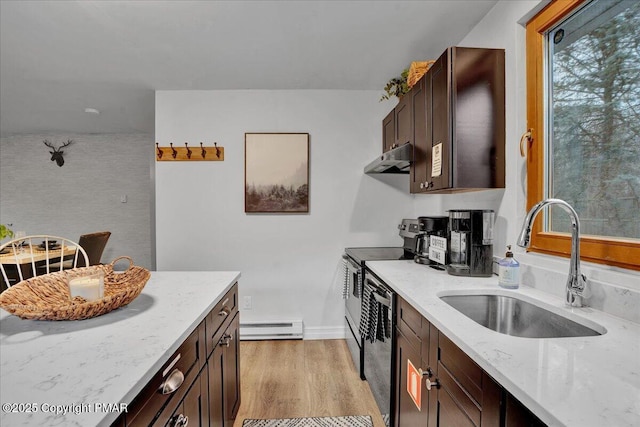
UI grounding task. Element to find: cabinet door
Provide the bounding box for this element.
[208,344,224,427]
[395,329,428,427]
[395,94,412,148]
[505,394,546,427]
[383,110,396,153]
[208,312,240,427]
[410,74,430,193]
[451,47,505,189]
[223,313,241,425]
[435,333,501,427]
[165,373,208,427]
[429,49,452,191]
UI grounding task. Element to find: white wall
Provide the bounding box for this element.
[155,90,414,338]
[0,133,154,269]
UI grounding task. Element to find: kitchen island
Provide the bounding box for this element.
[0,271,240,427]
[368,260,640,427]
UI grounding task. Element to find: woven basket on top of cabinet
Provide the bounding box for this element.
[0,256,150,321]
[407,60,436,88]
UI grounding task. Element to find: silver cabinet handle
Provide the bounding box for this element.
[171,414,189,427]
[220,334,233,347]
[218,306,230,317]
[418,367,434,378]
[425,377,440,391]
[159,369,185,395]
[219,333,232,347]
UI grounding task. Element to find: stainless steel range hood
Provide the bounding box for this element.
[363,142,412,174]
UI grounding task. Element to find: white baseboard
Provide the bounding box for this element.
[303,325,347,340]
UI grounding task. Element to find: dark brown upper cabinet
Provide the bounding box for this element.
[413,46,505,193]
[382,109,396,153]
[395,93,412,149]
[382,93,412,153]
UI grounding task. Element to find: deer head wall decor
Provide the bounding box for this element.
[43,139,73,167]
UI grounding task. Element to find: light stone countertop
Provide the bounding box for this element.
[366,260,640,427]
[0,271,241,427]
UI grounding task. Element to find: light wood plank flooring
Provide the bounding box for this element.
[233,339,386,427]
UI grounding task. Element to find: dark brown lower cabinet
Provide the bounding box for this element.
[436,334,501,427]
[164,372,209,427]
[505,393,547,427]
[120,283,240,427]
[395,296,544,427]
[223,313,241,425]
[209,312,241,427]
[208,338,224,427]
[395,329,428,426]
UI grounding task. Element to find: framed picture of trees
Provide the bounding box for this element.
[244,133,309,213]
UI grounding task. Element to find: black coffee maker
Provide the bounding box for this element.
[447,210,494,277]
[415,216,449,269]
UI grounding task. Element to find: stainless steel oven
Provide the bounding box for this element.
[343,219,418,427]
[362,268,396,427]
[344,253,365,380]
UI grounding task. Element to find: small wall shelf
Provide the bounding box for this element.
[156,142,224,161]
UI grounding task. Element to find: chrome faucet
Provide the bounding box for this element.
[517,198,587,307]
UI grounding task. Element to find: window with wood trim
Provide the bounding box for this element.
[525,0,640,271]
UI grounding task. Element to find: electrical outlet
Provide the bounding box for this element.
[243,296,252,310]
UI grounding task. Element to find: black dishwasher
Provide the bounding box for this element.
[362,268,396,427]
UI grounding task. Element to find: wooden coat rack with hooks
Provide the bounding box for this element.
[155,142,224,161]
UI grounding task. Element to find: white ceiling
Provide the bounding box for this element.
[0,0,497,135]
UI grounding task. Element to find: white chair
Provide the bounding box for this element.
[0,235,89,289]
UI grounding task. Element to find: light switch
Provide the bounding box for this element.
[121,195,127,203]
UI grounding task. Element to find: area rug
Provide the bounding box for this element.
[242,415,373,427]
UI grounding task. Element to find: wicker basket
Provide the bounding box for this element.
[407,60,436,89]
[0,256,150,321]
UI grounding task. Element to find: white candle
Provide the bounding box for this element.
[69,274,104,301]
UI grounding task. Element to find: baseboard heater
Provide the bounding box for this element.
[240,320,304,340]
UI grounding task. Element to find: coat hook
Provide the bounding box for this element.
[215,142,221,159]
[185,142,192,159]
[200,142,207,159]
[156,143,164,159]
[170,143,177,159]
[520,129,533,158]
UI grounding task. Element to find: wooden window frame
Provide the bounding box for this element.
[525,0,640,271]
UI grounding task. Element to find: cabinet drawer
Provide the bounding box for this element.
[439,333,482,403]
[206,283,238,356]
[420,317,431,360]
[437,332,502,427]
[438,362,481,426]
[151,368,208,427]
[438,377,476,427]
[397,296,422,338]
[127,322,204,427]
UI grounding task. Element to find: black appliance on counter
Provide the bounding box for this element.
[415,216,449,268]
[447,209,495,277]
[343,218,418,427]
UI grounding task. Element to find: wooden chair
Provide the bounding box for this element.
[0,235,89,290]
[76,231,111,267]
[43,231,111,271]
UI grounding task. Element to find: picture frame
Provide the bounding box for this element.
[244,133,310,213]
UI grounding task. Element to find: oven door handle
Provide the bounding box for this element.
[372,291,391,307]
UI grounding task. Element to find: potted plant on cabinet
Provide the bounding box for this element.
[380,68,410,101]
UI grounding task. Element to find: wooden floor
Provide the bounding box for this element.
[233,339,386,427]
